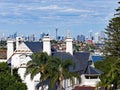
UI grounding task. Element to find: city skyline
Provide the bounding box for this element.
[0,0,119,37]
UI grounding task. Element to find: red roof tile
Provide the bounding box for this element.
[73,86,95,90]
[0,50,7,59]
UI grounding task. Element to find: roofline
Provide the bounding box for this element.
[7,49,33,61]
[84,74,101,76]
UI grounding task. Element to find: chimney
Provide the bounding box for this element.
[16,36,24,50]
[7,39,14,60]
[43,35,51,55]
[65,36,73,55]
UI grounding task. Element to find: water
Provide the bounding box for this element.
[92,56,104,62]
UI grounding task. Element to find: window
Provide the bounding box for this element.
[85,75,98,79]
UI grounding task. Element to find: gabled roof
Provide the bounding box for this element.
[53,52,91,74]
[73,52,89,73]
[24,42,56,53]
[24,42,43,53]
[84,65,103,75]
[18,41,102,75]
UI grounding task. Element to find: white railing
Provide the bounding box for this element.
[81,78,100,86]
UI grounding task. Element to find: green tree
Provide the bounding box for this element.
[106,58,120,89]
[104,1,120,58]
[25,52,80,90]
[25,52,49,90]
[47,57,80,90]
[96,58,120,89]
[0,62,27,90]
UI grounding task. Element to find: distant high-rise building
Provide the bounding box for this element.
[77,34,85,43]
[100,31,105,44]
[94,33,100,43]
[56,28,58,40]
[27,34,36,41]
[88,30,93,40]
[80,34,85,43]
[61,36,64,41]
[13,32,17,39]
[77,35,80,42]
[1,33,6,41]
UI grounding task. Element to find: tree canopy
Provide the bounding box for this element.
[95,1,120,89]
[0,62,27,90]
[104,1,120,58]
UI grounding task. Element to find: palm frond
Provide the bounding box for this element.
[31,66,40,80]
[63,59,76,69]
[24,61,38,77]
[40,73,50,82]
[49,72,59,90]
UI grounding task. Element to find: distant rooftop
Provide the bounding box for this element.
[0,50,7,59]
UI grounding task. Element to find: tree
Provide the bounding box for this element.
[104,2,120,88]
[47,57,80,90]
[25,52,49,90]
[95,2,120,89]
[104,1,120,58]
[25,52,80,90]
[106,58,120,89]
[0,62,27,90]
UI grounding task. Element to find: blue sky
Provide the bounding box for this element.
[0,0,119,38]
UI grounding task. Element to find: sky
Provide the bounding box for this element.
[0,0,119,39]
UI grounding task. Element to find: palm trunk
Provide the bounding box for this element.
[60,80,63,90]
[41,80,44,90]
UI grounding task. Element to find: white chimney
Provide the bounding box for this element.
[7,39,14,60]
[16,36,24,50]
[65,36,73,55]
[43,35,51,55]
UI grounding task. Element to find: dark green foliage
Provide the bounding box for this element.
[95,58,120,88]
[25,52,50,90]
[104,2,120,58]
[0,62,27,90]
[47,57,80,90]
[0,40,7,49]
[95,56,117,74]
[95,2,120,89]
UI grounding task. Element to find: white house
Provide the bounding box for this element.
[7,35,102,90]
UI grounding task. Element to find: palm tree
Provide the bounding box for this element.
[47,57,80,90]
[25,52,49,90]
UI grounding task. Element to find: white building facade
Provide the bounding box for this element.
[7,35,102,90]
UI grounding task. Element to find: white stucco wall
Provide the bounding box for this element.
[66,38,73,55]
[43,36,51,55]
[62,77,80,90]
[17,42,31,51]
[11,54,21,68]
[18,61,41,90]
[7,39,14,60]
[81,74,101,87]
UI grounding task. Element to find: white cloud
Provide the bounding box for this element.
[26,5,60,11]
[61,8,91,13]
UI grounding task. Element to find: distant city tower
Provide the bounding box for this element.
[56,28,58,40]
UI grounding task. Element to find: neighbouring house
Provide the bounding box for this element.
[0,50,7,62]
[7,35,102,90]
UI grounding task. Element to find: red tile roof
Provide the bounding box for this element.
[0,50,7,59]
[73,86,95,90]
